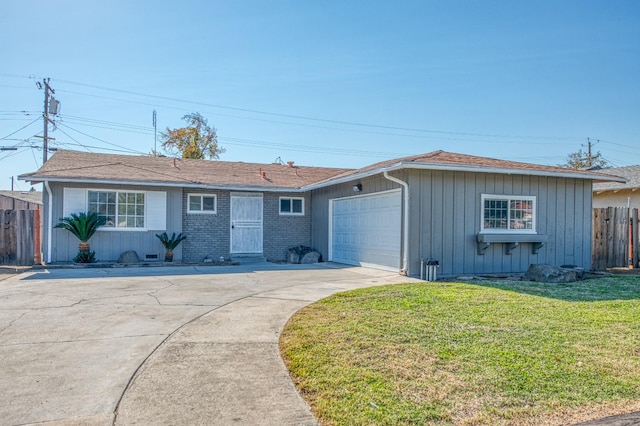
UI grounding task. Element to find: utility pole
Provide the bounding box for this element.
[583,138,600,168]
[153,110,157,155]
[36,78,59,164]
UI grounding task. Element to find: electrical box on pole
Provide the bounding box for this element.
[36,78,59,164]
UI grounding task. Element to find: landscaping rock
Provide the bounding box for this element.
[118,250,140,264]
[560,265,586,279]
[524,264,578,283]
[287,245,313,264]
[301,251,321,264]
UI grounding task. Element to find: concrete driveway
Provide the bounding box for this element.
[0,263,417,425]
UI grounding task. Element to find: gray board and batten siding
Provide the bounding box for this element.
[311,169,593,278]
[46,182,182,263]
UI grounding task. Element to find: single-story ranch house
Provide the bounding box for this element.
[20,149,624,277]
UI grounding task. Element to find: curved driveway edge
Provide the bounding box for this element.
[114,266,419,425]
[0,263,417,425]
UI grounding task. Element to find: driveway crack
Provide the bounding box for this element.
[0,312,27,336]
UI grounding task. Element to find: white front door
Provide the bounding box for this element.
[230,193,263,254]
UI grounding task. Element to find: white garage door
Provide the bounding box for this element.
[330,189,402,271]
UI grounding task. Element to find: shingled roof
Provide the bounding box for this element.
[307,150,626,188]
[19,150,352,191]
[593,165,640,192]
[19,149,625,191]
[0,190,43,205]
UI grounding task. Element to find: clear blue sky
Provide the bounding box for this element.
[1,1,639,190]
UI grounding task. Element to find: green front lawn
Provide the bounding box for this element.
[280,276,640,425]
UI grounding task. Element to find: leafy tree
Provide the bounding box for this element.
[160,112,224,160]
[560,148,609,169]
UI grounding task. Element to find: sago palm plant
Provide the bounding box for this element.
[55,212,106,254]
[155,232,186,262]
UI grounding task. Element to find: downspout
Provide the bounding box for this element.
[44,180,53,264]
[383,170,409,275]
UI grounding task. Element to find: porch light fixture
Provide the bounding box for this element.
[353,183,362,192]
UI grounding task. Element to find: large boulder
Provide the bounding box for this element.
[118,250,140,264]
[524,264,578,283]
[301,251,321,264]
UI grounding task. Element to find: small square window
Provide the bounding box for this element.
[188,194,217,214]
[279,197,304,215]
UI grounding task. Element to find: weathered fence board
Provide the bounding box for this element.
[592,207,639,270]
[633,208,639,269]
[0,210,36,266]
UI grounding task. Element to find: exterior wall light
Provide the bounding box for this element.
[353,183,362,192]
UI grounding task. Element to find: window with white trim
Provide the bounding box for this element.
[279,197,304,215]
[88,190,145,228]
[188,194,217,214]
[481,195,535,233]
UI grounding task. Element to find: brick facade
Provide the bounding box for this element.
[263,192,311,261]
[182,190,230,262]
[181,189,312,262]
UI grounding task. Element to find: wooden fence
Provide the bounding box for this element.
[592,207,639,270]
[0,209,41,266]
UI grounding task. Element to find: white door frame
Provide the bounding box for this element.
[230,192,263,254]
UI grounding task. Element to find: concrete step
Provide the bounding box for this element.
[231,255,267,264]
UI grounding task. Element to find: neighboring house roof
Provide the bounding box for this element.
[18,150,353,191]
[306,150,626,189]
[593,165,640,193]
[0,190,43,205]
[19,149,625,192]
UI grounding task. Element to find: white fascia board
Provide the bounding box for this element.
[593,184,638,192]
[399,163,627,182]
[22,177,306,193]
[302,165,401,191]
[302,162,626,191]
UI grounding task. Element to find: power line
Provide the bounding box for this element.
[219,136,410,158]
[54,127,94,153]
[55,88,502,144]
[59,114,153,131]
[56,123,146,155]
[598,139,640,152]
[51,77,581,141]
[0,117,41,140]
[3,73,636,150]
[5,74,637,166]
[58,118,154,136]
[48,140,145,154]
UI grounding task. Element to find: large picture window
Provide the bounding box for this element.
[88,190,145,228]
[481,194,535,233]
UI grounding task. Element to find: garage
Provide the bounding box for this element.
[330,189,402,271]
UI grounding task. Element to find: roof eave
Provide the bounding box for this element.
[302,161,626,190]
[18,176,306,193]
[594,185,640,194]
